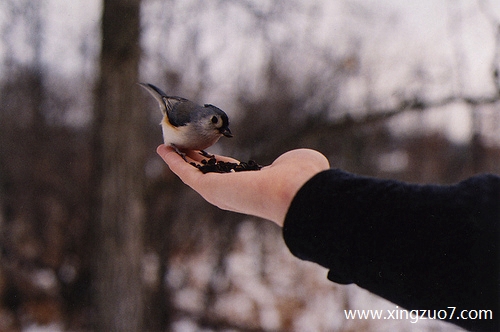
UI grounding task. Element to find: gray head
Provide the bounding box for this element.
[196,104,232,138]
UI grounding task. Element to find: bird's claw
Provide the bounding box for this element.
[199,150,214,159]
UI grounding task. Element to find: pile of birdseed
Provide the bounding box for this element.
[191,156,262,174]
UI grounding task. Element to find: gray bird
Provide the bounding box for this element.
[139,83,232,160]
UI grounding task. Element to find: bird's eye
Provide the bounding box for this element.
[211,116,219,124]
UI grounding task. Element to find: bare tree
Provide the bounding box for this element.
[91,0,145,331]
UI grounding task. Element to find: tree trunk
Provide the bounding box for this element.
[92,0,144,331]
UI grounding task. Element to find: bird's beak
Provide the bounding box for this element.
[220,127,233,138]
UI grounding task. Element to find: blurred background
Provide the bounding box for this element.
[0,0,499,331]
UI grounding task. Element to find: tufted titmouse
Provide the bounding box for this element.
[139,83,232,161]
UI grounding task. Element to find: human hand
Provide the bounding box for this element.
[156,145,330,227]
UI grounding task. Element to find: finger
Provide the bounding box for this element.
[156,145,202,184]
[271,149,330,170]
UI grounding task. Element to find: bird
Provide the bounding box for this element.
[139,83,232,161]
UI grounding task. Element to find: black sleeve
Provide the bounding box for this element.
[283,169,500,331]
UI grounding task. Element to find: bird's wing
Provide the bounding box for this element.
[166,100,196,127]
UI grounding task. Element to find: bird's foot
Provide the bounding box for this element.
[171,144,189,163]
[199,150,214,159]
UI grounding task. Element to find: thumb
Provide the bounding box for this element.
[156,145,201,183]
